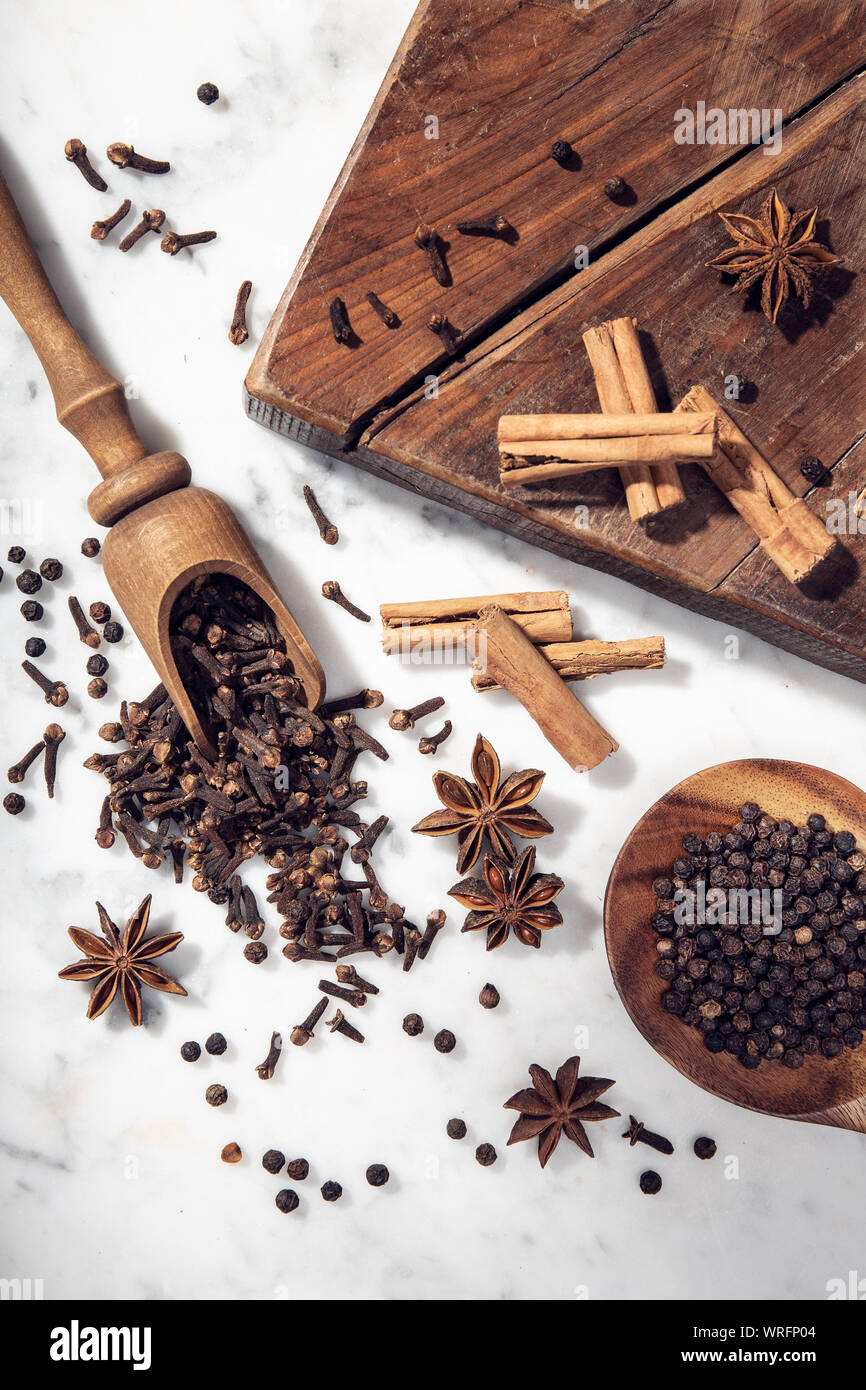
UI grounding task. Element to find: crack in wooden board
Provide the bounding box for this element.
[246,0,866,437]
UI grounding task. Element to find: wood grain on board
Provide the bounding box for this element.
[245,0,866,680]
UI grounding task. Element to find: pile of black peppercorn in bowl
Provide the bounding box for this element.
[650,803,866,1070]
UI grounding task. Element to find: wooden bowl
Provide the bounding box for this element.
[604,759,866,1132]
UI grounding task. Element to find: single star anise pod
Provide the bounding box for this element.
[706,187,839,324]
[412,732,552,873]
[448,844,563,950]
[58,895,186,1026]
[504,1057,619,1166]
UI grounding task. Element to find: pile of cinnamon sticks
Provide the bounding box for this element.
[498,315,836,586]
[380,591,665,772]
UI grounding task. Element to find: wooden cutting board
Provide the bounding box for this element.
[245,0,866,681]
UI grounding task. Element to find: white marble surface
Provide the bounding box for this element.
[0,0,864,1303]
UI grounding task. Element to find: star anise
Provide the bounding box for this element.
[58,895,186,1026]
[706,187,839,324]
[412,732,552,873]
[448,844,563,950]
[504,1057,619,1166]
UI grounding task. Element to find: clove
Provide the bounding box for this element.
[68,595,100,648]
[43,723,65,799]
[241,883,264,940]
[326,1009,365,1044]
[402,925,422,972]
[318,979,367,1008]
[161,229,217,256]
[21,660,68,707]
[389,696,444,731]
[7,740,45,784]
[228,279,252,345]
[365,290,399,328]
[418,908,446,960]
[350,813,389,864]
[329,296,353,345]
[321,580,370,623]
[361,860,387,910]
[290,996,328,1047]
[427,311,459,354]
[107,142,170,174]
[95,794,115,849]
[255,1031,283,1080]
[419,720,452,755]
[321,689,383,716]
[65,138,107,191]
[414,223,449,286]
[119,209,165,252]
[91,198,132,241]
[303,485,339,545]
[455,214,512,237]
[335,964,379,995]
[622,1115,674,1156]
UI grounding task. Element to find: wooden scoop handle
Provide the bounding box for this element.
[0,170,190,525]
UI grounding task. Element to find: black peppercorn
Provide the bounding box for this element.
[86,653,109,677]
[81,537,100,558]
[205,1084,228,1106]
[475,1143,497,1166]
[3,793,25,815]
[275,1189,299,1213]
[25,637,46,658]
[434,1028,456,1053]
[197,81,220,105]
[321,1180,342,1202]
[16,569,42,594]
[402,1013,424,1036]
[446,1118,467,1139]
[20,601,43,621]
[262,1149,285,1174]
[694,1136,717,1159]
[205,1032,227,1055]
[639,1170,662,1194]
[89,601,111,624]
[243,941,267,963]
[551,139,573,164]
[39,558,63,581]
[180,1041,201,1062]
[366,1163,389,1187]
[7,545,25,563]
[287,1158,309,1181]
[604,174,627,199]
[102,621,124,643]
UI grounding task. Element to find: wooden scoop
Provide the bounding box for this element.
[0,171,324,757]
[604,759,866,1134]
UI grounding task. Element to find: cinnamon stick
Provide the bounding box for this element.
[474,605,618,771]
[471,635,666,690]
[609,317,687,510]
[677,386,836,585]
[381,590,572,655]
[498,412,716,444]
[583,321,660,522]
[498,431,714,488]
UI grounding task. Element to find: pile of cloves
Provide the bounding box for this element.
[85,573,447,972]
